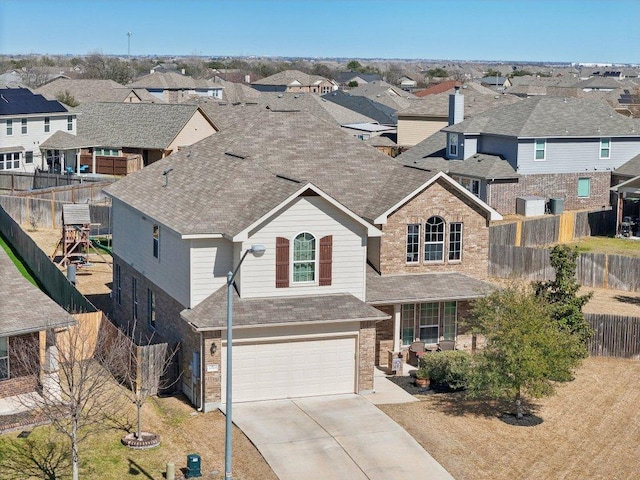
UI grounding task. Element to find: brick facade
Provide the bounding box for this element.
[374,306,395,366]
[379,178,490,279]
[358,321,376,393]
[488,172,612,215]
[0,333,40,399]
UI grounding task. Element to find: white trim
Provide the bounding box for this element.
[233,182,382,241]
[599,137,611,159]
[374,171,502,224]
[534,138,546,161]
[181,233,224,239]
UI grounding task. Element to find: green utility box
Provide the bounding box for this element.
[185,453,202,478]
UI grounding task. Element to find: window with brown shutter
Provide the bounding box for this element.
[319,235,333,286]
[275,237,290,288]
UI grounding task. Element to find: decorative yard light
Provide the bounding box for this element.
[225,244,266,479]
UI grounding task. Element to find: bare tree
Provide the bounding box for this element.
[13,315,130,480]
[118,324,179,443]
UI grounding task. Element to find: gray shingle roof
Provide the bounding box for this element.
[346,81,416,110]
[181,288,389,330]
[129,71,222,90]
[321,90,397,125]
[444,96,640,138]
[614,153,640,177]
[398,90,520,118]
[35,78,162,104]
[104,110,439,236]
[251,70,329,87]
[0,248,76,336]
[366,267,495,304]
[75,102,212,149]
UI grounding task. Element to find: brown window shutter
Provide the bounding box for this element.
[275,237,290,288]
[319,235,333,286]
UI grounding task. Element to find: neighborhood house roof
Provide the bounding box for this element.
[36,78,161,104]
[104,109,446,236]
[400,151,519,181]
[129,71,223,90]
[0,87,68,116]
[321,90,397,125]
[614,153,640,177]
[251,70,330,87]
[182,289,389,331]
[40,130,95,150]
[444,96,640,138]
[0,248,76,336]
[75,102,215,150]
[398,90,520,118]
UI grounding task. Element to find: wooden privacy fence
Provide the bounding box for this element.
[489,245,640,293]
[0,195,111,232]
[587,314,640,358]
[490,209,616,247]
[0,205,96,313]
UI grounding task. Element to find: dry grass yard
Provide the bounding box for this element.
[381,357,640,480]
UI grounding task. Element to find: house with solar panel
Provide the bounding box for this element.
[0,87,75,173]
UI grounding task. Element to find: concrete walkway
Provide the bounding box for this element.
[363,367,419,405]
[233,394,454,480]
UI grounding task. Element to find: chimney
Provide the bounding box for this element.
[245,74,251,84]
[150,68,155,74]
[181,68,186,75]
[448,86,464,126]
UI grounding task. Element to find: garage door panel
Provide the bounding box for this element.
[222,336,356,402]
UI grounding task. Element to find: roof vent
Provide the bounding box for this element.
[162,167,174,187]
[404,165,431,173]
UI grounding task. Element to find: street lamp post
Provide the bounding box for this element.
[225,244,266,479]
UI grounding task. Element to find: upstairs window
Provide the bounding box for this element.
[448,223,463,261]
[67,115,73,131]
[147,289,156,329]
[534,139,546,160]
[44,117,50,133]
[6,120,12,136]
[293,232,316,283]
[95,148,119,156]
[424,216,445,262]
[406,224,421,263]
[448,133,458,156]
[599,138,610,159]
[455,176,480,197]
[153,224,160,258]
[21,118,27,134]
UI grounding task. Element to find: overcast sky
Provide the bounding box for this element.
[1,0,639,64]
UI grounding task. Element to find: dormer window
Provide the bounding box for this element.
[448,133,458,156]
[534,139,546,161]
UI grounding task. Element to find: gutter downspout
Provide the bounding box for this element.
[198,330,205,412]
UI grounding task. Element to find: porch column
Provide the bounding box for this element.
[92,150,96,174]
[76,149,80,174]
[393,304,401,352]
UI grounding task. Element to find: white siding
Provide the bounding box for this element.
[112,198,190,306]
[189,238,233,307]
[461,135,478,159]
[240,196,368,300]
[479,135,518,170]
[0,114,75,172]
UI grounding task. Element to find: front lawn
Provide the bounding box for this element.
[380,357,640,480]
[0,393,277,480]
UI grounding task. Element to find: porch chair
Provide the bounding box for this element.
[408,341,426,367]
[437,339,456,351]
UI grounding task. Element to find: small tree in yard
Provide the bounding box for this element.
[534,245,593,349]
[468,284,585,420]
[13,317,130,480]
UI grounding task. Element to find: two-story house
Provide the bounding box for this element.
[251,70,338,94]
[399,90,640,214]
[105,109,500,411]
[0,87,76,173]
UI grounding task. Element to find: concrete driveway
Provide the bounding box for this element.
[232,394,454,480]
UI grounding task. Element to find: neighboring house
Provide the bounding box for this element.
[611,154,640,229]
[480,76,511,90]
[398,75,419,92]
[0,87,76,173]
[215,79,262,104]
[36,78,161,104]
[413,80,462,97]
[399,92,640,214]
[40,102,218,175]
[0,247,75,399]
[321,90,398,126]
[129,71,223,102]
[251,70,338,94]
[104,110,500,411]
[346,81,416,111]
[333,71,382,87]
[397,84,520,146]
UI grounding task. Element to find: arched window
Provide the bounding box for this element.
[424,216,445,262]
[293,232,316,283]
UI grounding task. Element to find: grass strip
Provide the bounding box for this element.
[0,232,41,287]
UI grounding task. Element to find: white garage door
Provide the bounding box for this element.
[222,336,356,402]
